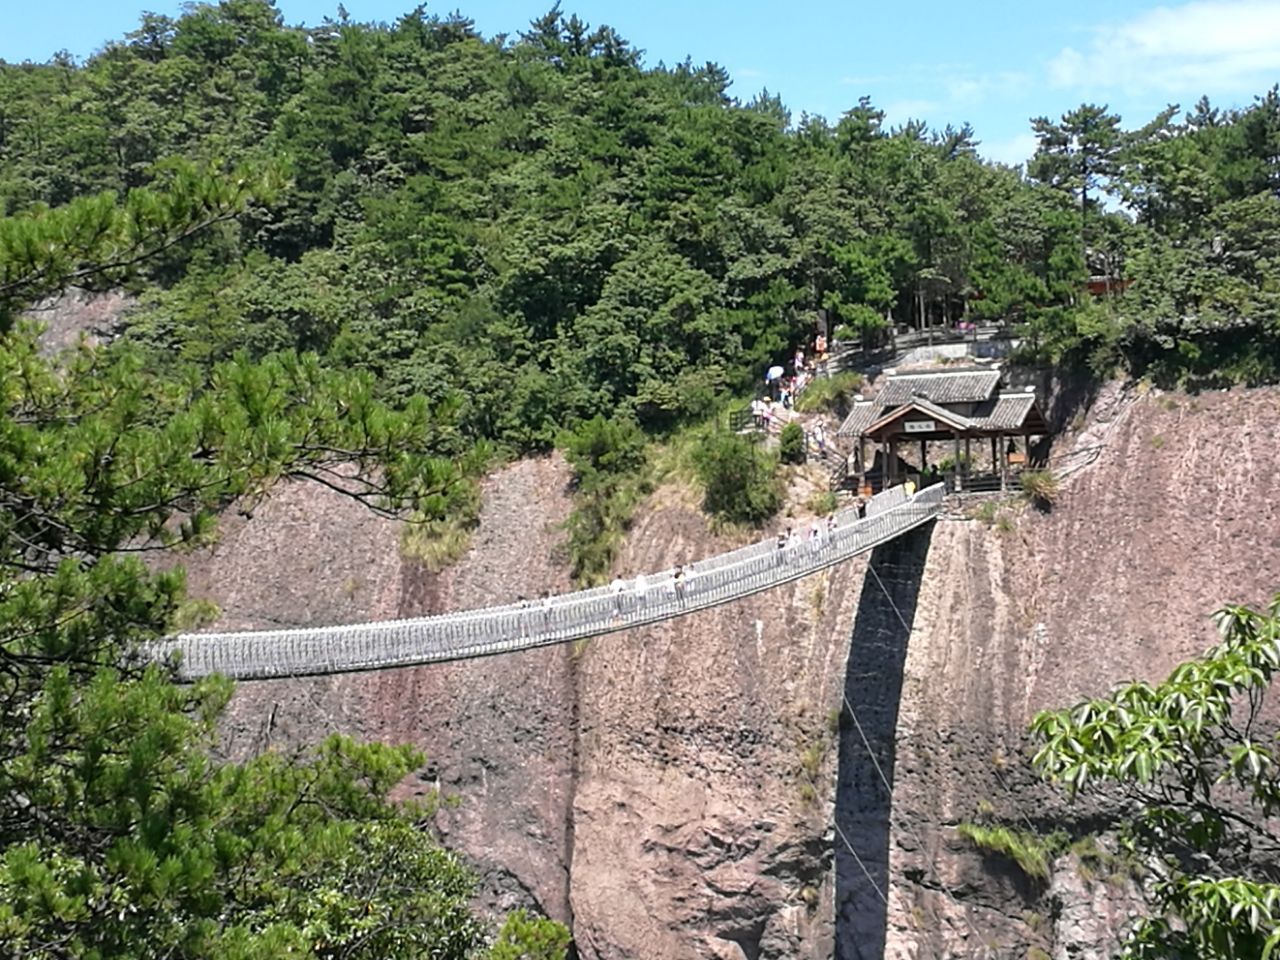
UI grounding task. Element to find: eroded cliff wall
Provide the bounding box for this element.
[182,383,1280,959]
[196,458,872,957]
[877,383,1280,959]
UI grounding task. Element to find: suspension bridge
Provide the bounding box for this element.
[148,482,945,681]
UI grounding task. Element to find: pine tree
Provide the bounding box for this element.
[0,184,562,958]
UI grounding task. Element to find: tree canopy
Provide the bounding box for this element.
[0,172,563,957]
[4,0,1276,434]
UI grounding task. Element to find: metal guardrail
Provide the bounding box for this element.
[824,323,1017,376]
[146,483,945,681]
[728,406,758,433]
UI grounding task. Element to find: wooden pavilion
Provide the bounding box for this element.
[836,367,1048,492]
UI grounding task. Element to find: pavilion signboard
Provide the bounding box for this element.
[904,419,936,433]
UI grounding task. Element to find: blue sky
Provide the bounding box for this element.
[6,0,1280,167]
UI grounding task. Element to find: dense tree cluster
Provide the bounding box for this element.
[5,0,1275,460]
[0,148,559,960]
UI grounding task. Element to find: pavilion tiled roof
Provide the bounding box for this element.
[838,400,879,437]
[876,369,1001,406]
[968,393,1040,432]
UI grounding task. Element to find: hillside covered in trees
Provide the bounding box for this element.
[2,3,1280,956]
[3,0,1278,451]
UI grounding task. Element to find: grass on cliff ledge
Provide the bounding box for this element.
[956,823,1065,883]
[401,515,476,572]
[1019,469,1059,510]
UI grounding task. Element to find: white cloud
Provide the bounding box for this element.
[945,71,1029,104]
[1048,0,1280,94]
[735,67,767,80]
[883,98,941,121]
[979,132,1040,169]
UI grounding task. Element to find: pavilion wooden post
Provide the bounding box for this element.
[953,432,962,492]
[858,436,867,485]
[991,437,998,481]
[964,437,972,481]
[998,432,1008,491]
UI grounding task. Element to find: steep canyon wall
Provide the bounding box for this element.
[184,383,1280,959]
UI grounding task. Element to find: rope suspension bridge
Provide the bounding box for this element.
[148,482,945,681]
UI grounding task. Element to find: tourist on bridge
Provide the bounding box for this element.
[517,595,531,638]
[775,530,788,565]
[673,564,687,603]
[540,590,553,630]
[808,523,822,555]
[826,513,837,542]
[634,572,649,609]
[610,576,627,618]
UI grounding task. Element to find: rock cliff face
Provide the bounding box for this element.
[185,383,1280,959]
[877,382,1280,959]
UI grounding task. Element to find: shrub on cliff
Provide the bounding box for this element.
[1032,595,1280,958]
[795,372,865,415]
[779,422,806,464]
[695,433,781,526]
[956,823,1060,883]
[1019,469,1059,509]
[562,415,650,583]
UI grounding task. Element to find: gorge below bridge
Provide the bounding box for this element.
[155,479,948,960]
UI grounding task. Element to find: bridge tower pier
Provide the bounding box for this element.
[834,520,934,960]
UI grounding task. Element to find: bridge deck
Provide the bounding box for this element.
[148,483,944,681]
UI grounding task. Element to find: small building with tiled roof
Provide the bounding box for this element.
[837,365,1048,492]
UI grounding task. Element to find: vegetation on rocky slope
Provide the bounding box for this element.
[1033,596,1280,958]
[3,1,1280,954]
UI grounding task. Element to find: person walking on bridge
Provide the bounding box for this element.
[610,576,627,619]
[517,595,531,638]
[540,591,553,632]
[673,564,687,604]
[634,572,648,610]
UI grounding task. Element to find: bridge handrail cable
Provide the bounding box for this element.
[147,483,942,680]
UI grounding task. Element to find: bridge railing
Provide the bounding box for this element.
[147,482,944,680]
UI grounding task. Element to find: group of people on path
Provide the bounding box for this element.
[755,332,832,428]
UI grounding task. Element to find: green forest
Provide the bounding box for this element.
[4,0,1280,432]
[2,1,1279,957]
